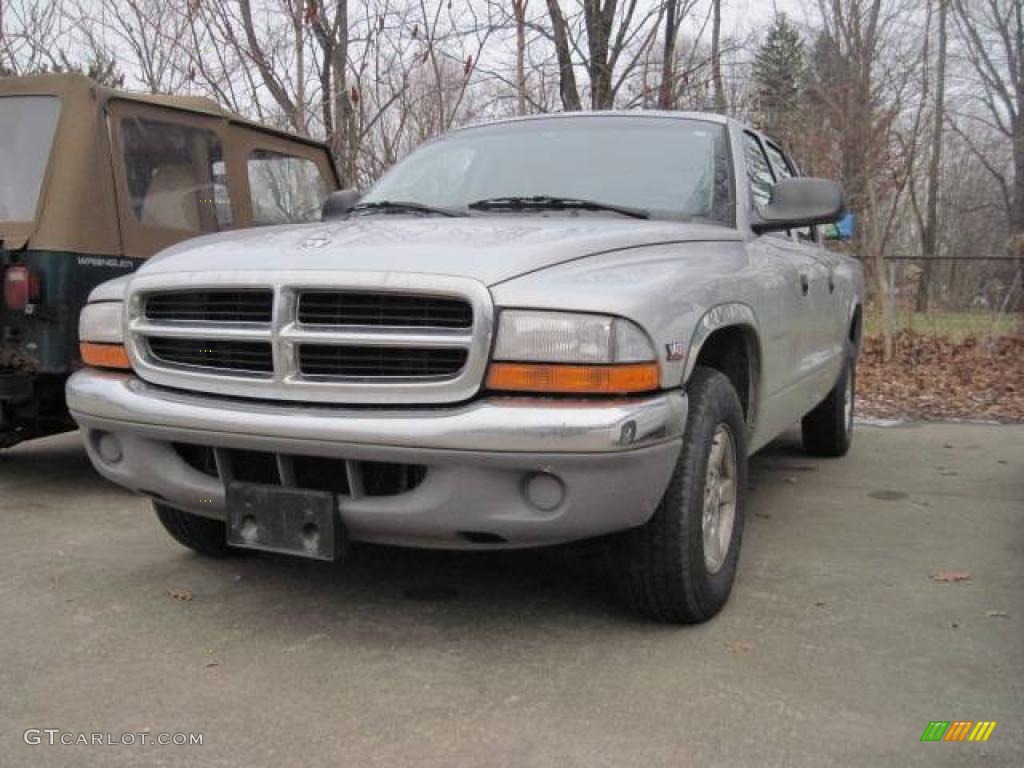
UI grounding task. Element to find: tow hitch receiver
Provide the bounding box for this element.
[226,483,344,561]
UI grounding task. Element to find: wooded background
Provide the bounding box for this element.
[2,0,1022,349]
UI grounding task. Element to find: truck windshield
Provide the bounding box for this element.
[0,96,61,222]
[363,116,734,225]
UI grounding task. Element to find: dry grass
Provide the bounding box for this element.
[864,310,1022,341]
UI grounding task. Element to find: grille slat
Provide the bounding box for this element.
[146,291,273,323]
[171,443,427,497]
[131,278,486,401]
[149,338,274,374]
[299,345,467,378]
[298,291,472,329]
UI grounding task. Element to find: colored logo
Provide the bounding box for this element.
[920,721,997,742]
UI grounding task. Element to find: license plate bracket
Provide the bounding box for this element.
[226,482,342,561]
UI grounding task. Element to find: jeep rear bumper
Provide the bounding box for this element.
[67,370,686,549]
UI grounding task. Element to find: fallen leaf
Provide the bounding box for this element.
[168,588,193,601]
[724,640,752,654]
[857,331,1024,424]
[932,570,971,583]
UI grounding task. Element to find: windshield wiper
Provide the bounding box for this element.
[467,195,650,220]
[350,200,466,217]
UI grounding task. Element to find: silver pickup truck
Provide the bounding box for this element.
[67,112,862,623]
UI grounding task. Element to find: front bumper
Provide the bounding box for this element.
[67,370,686,549]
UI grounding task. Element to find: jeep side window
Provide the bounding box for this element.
[743,132,776,209]
[120,118,231,232]
[764,142,815,242]
[247,150,328,225]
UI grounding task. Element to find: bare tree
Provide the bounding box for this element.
[711,0,725,111]
[952,0,1024,234]
[911,0,947,312]
[0,0,69,75]
[513,0,529,114]
[544,0,581,110]
[542,0,664,110]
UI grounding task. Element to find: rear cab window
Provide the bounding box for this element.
[247,150,328,225]
[0,96,61,223]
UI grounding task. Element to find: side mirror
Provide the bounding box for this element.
[751,178,844,234]
[322,188,360,220]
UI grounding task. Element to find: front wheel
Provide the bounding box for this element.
[614,367,748,624]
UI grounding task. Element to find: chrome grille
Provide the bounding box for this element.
[298,291,472,328]
[145,290,273,323]
[298,345,468,378]
[148,338,274,374]
[126,272,493,405]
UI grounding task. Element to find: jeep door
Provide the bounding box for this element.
[108,100,236,258]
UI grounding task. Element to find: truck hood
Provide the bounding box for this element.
[140,216,742,286]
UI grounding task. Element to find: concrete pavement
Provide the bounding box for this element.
[0,422,1021,767]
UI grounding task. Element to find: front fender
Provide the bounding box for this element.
[489,240,751,390]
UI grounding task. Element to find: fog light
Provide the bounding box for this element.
[95,432,122,465]
[524,472,565,512]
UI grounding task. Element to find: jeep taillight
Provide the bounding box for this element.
[3,265,40,310]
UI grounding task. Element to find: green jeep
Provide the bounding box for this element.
[0,73,339,447]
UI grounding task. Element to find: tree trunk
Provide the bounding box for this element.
[238,0,299,130]
[1014,113,1024,234]
[915,0,947,314]
[545,0,582,111]
[659,0,677,109]
[583,0,616,109]
[514,0,529,115]
[331,0,355,185]
[711,0,726,112]
[294,0,306,133]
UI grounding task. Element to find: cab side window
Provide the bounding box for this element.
[247,150,328,225]
[765,142,815,242]
[121,118,231,232]
[743,132,776,209]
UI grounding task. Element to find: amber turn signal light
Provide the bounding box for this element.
[80,342,132,370]
[486,362,659,395]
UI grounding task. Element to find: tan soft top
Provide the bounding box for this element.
[0,73,333,256]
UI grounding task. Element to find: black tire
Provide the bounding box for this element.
[614,366,748,624]
[801,343,856,457]
[154,502,236,558]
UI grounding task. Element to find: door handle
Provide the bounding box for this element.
[800,273,809,296]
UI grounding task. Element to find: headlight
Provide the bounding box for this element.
[493,310,655,364]
[79,302,131,370]
[488,310,659,394]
